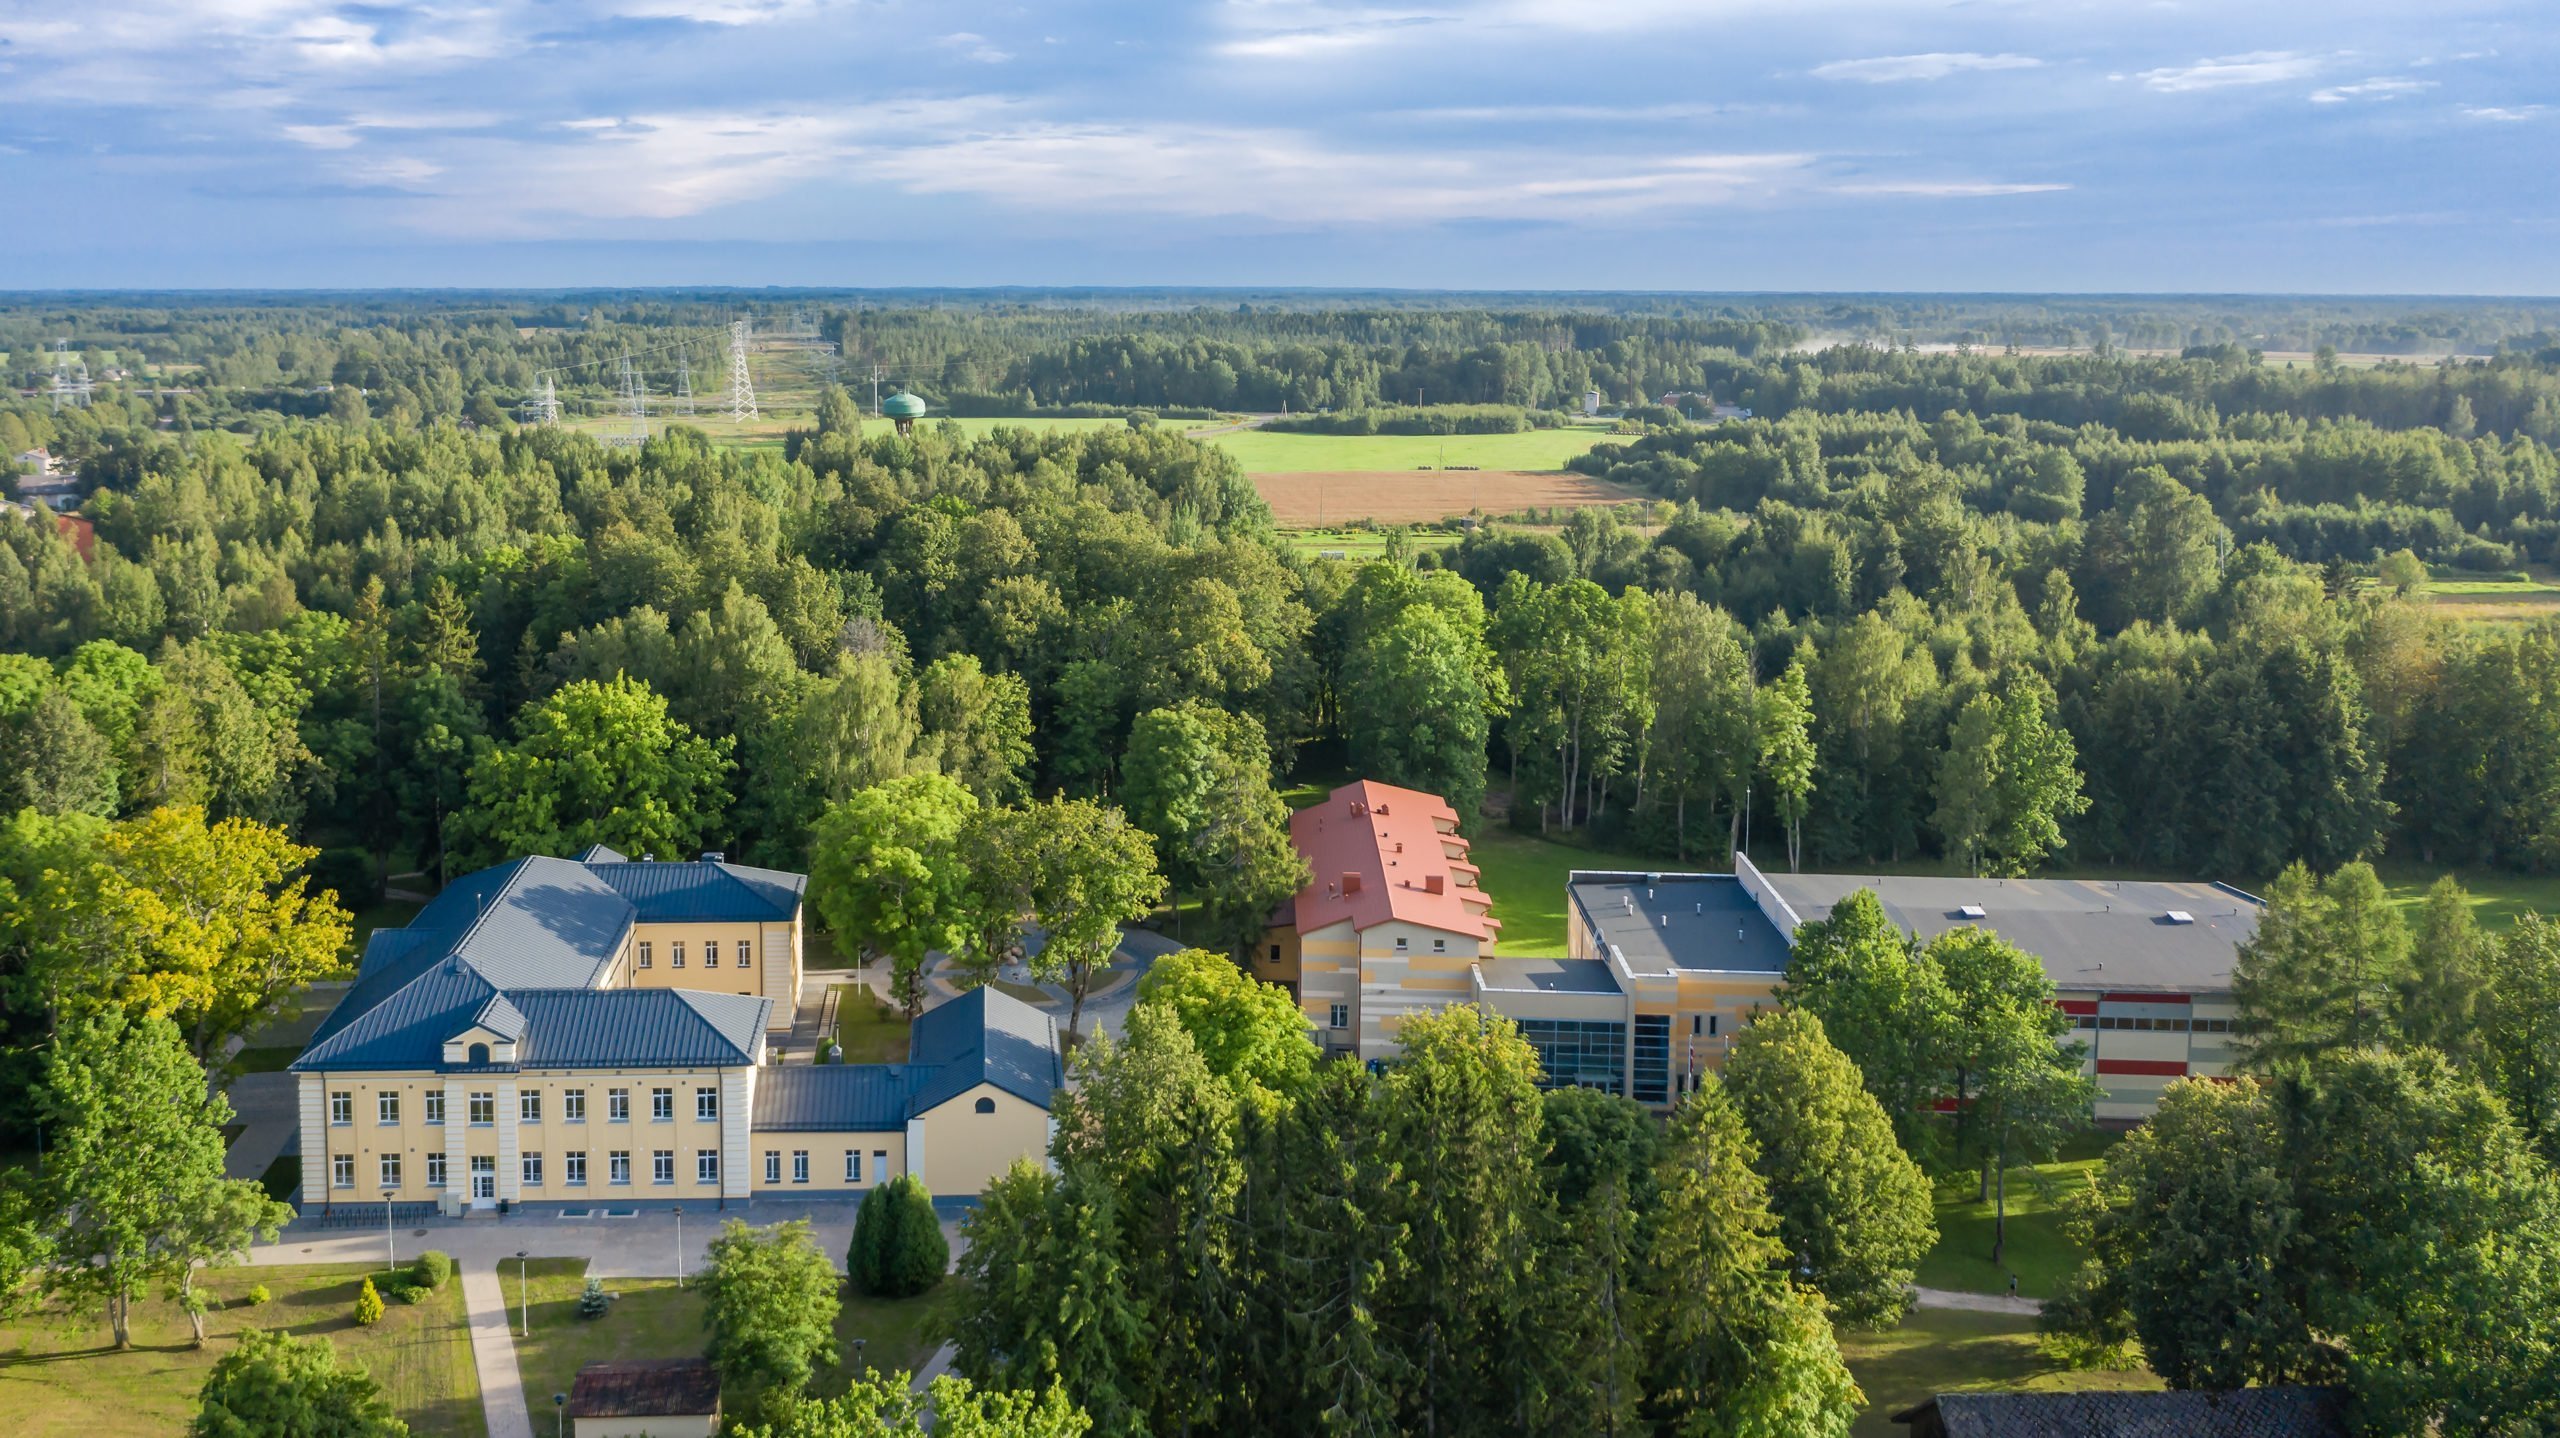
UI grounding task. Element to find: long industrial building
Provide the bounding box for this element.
[1259,781,2263,1122]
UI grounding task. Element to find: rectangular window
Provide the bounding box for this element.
[1394,936,1408,952]
[564,1089,586,1122]
[424,1091,446,1125]
[737,940,753,970]
[565,1151,587,1186]
[764,1152,781,1184]
[1268,944,1280,964]
[652,1150,674,1185]
[468,1092,495,1126]
[1708,1014,1720,1037]
[672,942,686,969]
[1328,1003,1349,1030]
[522,1152,543,1187]
[521,1091,542,1124]
[427,1153,448,1188]
[1632,1013,1672,1105]
[377,1092,401,1124]
[845,1151,863,1184]
[1432,937,1446,953]
[608,1088,630,1122]
[1691,1014,1704,1036]
[695,1087,718,1122]
[638,941,653,969]
[609,1151,632,1185]
[652,1088,673,1121]
[379,1154,402,1188]
[696,1150,719,1185]
[705,941,719,968]
[330,1091,352,1125]
[792,1151,809,1184]
[1517,1017,1629,1096]
[332,1154,354,1188]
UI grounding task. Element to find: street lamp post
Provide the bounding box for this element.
[673,1205,685,1288]
[852,1337,867,1375]
[552,1392,566,1438]
[516,1250,530,1337]
[382,1188,398,1273]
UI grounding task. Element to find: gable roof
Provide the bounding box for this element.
[751,1064,918,1131]
[908,986,1063,1113]
[1894,1387,2349,1438]
[508,990,769,1067]
[586,858,804,923]
[569,1359,721,1420]
[1288,780,1499,941]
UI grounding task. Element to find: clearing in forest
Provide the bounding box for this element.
[1255,470,1646,527]
[1205,426,1617,474]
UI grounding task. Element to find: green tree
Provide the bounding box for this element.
[1342,604,1500,821]
[38,1011,289,1349]
[2400,875,2490,1064]
[973,798,1164,1040]
[0,689,119,817]
[1932,681,2087,877]
[1640,1074,1859,1438]
[1757,657,1817,871]
[851,1174,948,1298]
[1724,1009,1936,1327]
[1121,702,1306,956]
[1643,595,1756,862]
[1780,890,1950,1167]
[192,1330,408,1438]
[1929,926,2094,1264]
[2232,861,2411,1071]
[917,654,1034,804]
[454,674,732,866]
[728,1373,1088,1438]
[808,775,979,1017]
[1130,948,1315,1112]
[2484,915,2560,1164]
[697,1219,845,1426]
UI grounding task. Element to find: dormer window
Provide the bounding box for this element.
[467,1042,490,1065]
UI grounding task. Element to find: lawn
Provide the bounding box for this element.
[2375,863,2560,931]
[0,1263,483,1438]
[1915,1132,2121,1301]
[2421,566,2560,624]
[1466,828,1673,956]
[1278,527,1461,559]
[508,1258,960,1419]
[1837,1308,2157,1437]
[826,985,911,1064]
[1207,427,1614,475]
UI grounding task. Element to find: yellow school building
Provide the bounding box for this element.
[292,846,1059,1213]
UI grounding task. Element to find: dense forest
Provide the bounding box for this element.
[4,292,2560,914]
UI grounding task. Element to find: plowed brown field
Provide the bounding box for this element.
[1256,470,1645,526]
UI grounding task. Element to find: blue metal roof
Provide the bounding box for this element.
[907,987,1063,1113]
[509,990,769,1067]
[587,860,802,923]
[752,1065,918,1131]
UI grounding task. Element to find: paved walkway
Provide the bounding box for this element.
[1912,1285,2043,1316]
[253,1201,968,1280]
[461,1263,536,1438]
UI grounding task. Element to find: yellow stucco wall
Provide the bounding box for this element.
[747,1130,905,1192]
[575,1414,718,1438]
[917,1084,1053,1196]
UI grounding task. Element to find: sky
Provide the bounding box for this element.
[1,0,2555,291]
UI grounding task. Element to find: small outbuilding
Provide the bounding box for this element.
[1892,1386,2350,1438]
[568,1358,722,1438]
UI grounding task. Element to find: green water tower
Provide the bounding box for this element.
[882,390,927,434]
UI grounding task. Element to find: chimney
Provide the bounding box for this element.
[1425,874,1445,895]
[1342,872,1363,896]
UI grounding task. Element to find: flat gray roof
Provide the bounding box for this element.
[1759,874,2259,996]
[1476,956,1621,994]
[1569,875,1793,976]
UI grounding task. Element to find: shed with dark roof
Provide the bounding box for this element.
[1892,1386,2350,1438]
[569,1358,721,1438]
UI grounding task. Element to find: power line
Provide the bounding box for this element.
[518,374,560,425]
[48,340,92,412]
[601,350,648,448]
[728,319,757,422]
[673,355,696,416]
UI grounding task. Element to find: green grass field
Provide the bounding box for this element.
[0,1264,484,1438]
[2422,564,2560,623]
[1205,427,1614,474]
[1838,1309,2157,1436]
[825,985,911,1064]
[1916,1133,2122,1300]
[2376,863,2560,930]
[508,1258,958,1419]
[1467,828,1670,956]
[1279,527,1462,559]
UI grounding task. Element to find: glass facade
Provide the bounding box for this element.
[1632,1014,1672,1105]
[1517,1018,1627,1095]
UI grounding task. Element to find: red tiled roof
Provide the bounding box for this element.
[1288,780,1499,941]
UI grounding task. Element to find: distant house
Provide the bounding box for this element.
[1582,388,1605,416]
[1892,1386,2350,1438]
[11,448,46,475]
[568,1358,720,1438]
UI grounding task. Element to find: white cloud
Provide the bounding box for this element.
[2462,104,2548,121]
[1812,52,2042,84]
[2136,51,2322,93]
[2309,77,2433,104]
[935,32,1012,64]
[282,123,361,148]
[1830,179,2071,197]
[1216,15,1448,59]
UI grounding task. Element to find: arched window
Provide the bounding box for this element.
[974,1096,996,1115]
[467,1042,490,1065]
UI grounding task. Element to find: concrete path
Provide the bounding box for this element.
[1912,1285,2043,1316]
[253,1201,968,1280]
[908,1342,957,1392]
[461,1264,536,1438]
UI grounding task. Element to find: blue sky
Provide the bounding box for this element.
[2,0,2553,290]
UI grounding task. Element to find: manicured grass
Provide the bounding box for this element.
[509,1258,960,1418]
[1207,427,1612,475]
[1838,1308,2157,1437]
[1915,1133,2122,1301]
[1279,527,1461,557]
[826,985,911,1064]
[0,1263,484,1438]
[2375,863,2560,931]
[1467,827,1674,956]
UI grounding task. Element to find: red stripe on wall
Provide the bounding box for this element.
[2097,1058,2189,1077]
[2102,992,2189,1005]
[2054,1000,2098,1015]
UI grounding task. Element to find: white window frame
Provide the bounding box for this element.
[695,1087,718,1122]
[764,1151,781,1184]
[608,1088,630,1122]
[424,1091,446,1125]
[377,1092,400,1124]
[427,1152,448,1188]
[522,1152,543,1187]
[564,1088,586,1122]
[1328,1003,1349,1030]
[844,1151,862,1184]
[638,941,653,969]
[565,1151,587,1186]
[331,1154,354,1188]
[468,1091,495,1126]
[792,1150,809,1184]
[379,1153,402,1188]
[520,1091,542,1124]
[696,1150,719,1185]
[330,1091,352,1126]
[609,1151,632,1185]
[671,942,686,969]
[652,1150,674,1185]
[737,940,753,970]
[705,941,719,969]
[651,1088,673,1121]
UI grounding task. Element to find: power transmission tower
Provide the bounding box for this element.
[48,340,92,412]
[519,374,561,425]
[602,351,648,448]
[673,355,696,416]
[727,320,757,421]
[867,365,887,415]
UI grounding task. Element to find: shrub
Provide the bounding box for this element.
[579,1276,610,1318]
[852,1174,948,1298]
[354,1276,385,1326]
[245,1283,272,1307]
[411,1250,453,1290]
[395,1283,429,1305]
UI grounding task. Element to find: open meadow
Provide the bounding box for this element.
[1206,426,1617,474]
[2422,565,2560,624]
[1254,469,1643,527]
